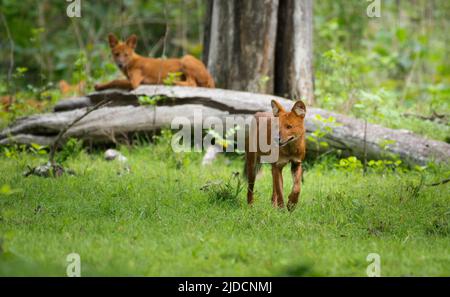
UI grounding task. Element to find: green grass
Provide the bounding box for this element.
[0,143,449,276]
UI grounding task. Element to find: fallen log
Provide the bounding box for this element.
[1,86,449,165]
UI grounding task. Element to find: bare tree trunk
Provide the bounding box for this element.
[203,0,279,94]
[275,0,314,105]
[203,0,314,104]
[202,0,214,66]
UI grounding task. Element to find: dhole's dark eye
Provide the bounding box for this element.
[286,124,293,129]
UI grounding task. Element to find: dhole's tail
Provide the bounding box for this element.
[243,154,262,180]
[181,55,215,88]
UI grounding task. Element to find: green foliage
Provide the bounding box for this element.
[149,129,200,169]
[163,72,183,86]
[0,0,205,91]
[314,1,450,142]
[336,155,404,173]
[201,172,243,207]
[336,156,363,171]
[13,67,28,79]
[56,138,83,164]
[0,184,20,196]
[368,159,403,173]
[207,126,243,153]
[29,143,47,156]
[1,143,48,159]
[307,114,340,154]
[1,146,19,159]
[138,95,166,106]
[72,52,88,86]
[26,82,55,101]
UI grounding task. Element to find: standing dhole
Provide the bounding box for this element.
[95,34,215,91]
[245,100,306,211]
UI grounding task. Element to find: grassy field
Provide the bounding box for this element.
[0,141,449,276]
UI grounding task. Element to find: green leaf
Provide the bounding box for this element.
[395,28,407,43]
[0,184,20,196]
[31,143,43,150]
[320,141,329,148]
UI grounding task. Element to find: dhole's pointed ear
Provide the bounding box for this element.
[108,33,118,48]
[271,100,285,117]
[126,34,138,49]
[292,100,306,118]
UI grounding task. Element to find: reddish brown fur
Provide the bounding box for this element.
[59,80,86,95]
[0,96,12,111]
[245,100,306,211]
[95,34,215,91]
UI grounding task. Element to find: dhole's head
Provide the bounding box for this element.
[108,33,137,70]
[271,100,306,147]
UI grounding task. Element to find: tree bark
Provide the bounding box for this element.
[1,86,449,166]
[203,0,314,104]
[275,0,314,105]
[203,0,279,93]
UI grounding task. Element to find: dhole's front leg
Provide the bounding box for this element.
[95,72,143,91]
[272,164,285,208]
[287,162,302,212]
[245,152,257,205]
[128,71,144,89]
[95,79,132,91]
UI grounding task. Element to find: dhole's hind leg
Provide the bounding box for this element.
[175,76,197,87]
[245,152,257,205]
[272,164,285,208]
[271,190,277,207]
[287,162,302,212]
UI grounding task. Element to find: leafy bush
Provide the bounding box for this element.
[56,138,84,164]
[201,172,243,207]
